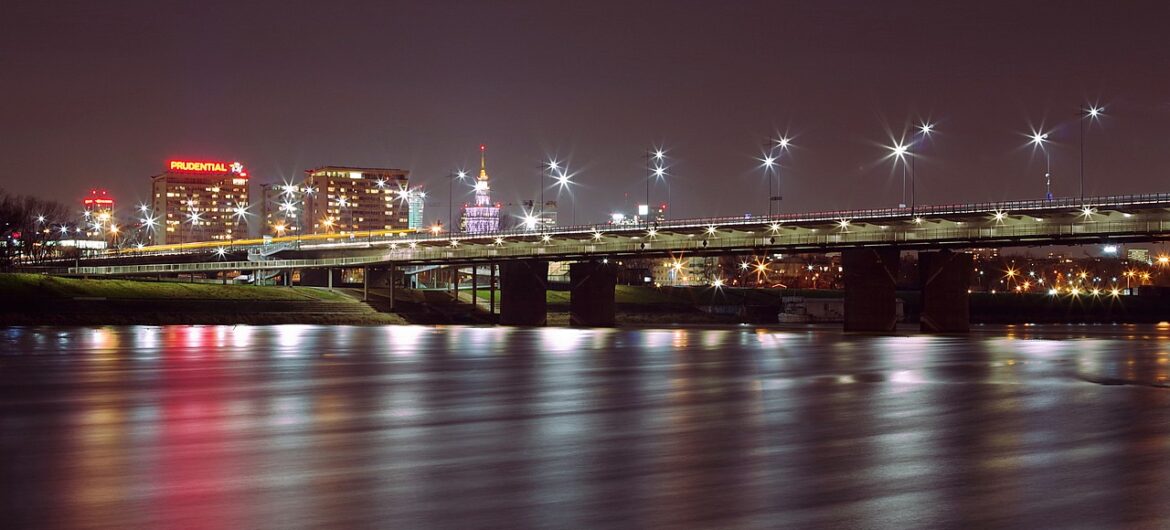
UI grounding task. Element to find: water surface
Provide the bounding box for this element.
[2,324,1168,528]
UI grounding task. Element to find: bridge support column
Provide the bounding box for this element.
[362,266,369,301]
[489,264,497,315]
[499,260,547,326]
[472,264,478,307]
[843,248,900,332]
[388,264,395,312]
[570,261,617,327]
[919,250,972,333]
[328,268,333,291]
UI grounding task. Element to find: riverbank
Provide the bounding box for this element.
[0,274,409,326]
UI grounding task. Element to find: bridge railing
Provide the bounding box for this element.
[71,216,1169,276]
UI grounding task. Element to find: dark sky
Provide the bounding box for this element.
[2,0,1167,225]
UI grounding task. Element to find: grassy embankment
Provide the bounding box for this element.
[0,273,408,325]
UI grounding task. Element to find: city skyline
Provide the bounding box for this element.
[3,1,1168,223]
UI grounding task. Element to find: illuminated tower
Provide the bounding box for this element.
[460,144,501,233]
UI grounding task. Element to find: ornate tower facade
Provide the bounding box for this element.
[461,144,502,233]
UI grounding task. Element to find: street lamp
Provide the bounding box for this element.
[337,197,350,235]
[646,146,666,224]
[911,122,934,212]
[885,138,911,208]
[544,159,560,231]
[1027,129,1053,200]
[762,136,791,216]
[1080,104,1104,203]
[448,170,467,238]
[551,162,576,225]
[231,202,250,247]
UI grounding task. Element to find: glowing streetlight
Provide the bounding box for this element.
[1027,129,1053,200]
[763,135,793,216]
[644,146,667,223]
[1080,104,1105,202]
[910,121,935,212]
[448,169,468,238]
[885,138,911,208]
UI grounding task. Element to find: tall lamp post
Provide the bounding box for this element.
[763,136,791,216]
[1029,130,1052,201]
[911,122,934,212]
[885,139,910,208]
[448,170,467,238]
[544,159,560,232]
[646,147,665,224]
[1079,105,1103,203]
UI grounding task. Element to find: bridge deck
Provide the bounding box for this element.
[69,193,1170,275]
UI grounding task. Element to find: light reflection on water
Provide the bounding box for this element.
[0,324,1168,528]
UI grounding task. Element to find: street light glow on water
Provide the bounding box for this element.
[1,324,1168,528]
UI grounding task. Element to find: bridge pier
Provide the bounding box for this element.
[489,264,497,315]
[498,260,547,326]
[570,261,618,327]
[919,250,972,333]
[843,248,901,332]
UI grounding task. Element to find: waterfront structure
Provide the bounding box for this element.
[460,145,501,234]
[302,166,410,234]
[150,160,250,245]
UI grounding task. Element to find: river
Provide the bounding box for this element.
[2,324,1168,528]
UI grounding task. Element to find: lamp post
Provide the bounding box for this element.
[911,122,933,212]
[544,159,559,232]
[647,147,665,224]
[1080,105,1103,203]
[448,170,467,238]
[763,136,791,216]
[551,162,574,225]
[885,139,910,208]
[1029,130,1052,200]
[231,202,249,249]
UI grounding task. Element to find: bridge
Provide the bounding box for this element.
[67,193,1170,331]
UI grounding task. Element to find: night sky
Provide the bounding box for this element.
[2,1,1167,225]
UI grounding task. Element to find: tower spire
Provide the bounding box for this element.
[479,144,488,180]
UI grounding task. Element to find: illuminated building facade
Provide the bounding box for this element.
[150,160,250,245]
[460,145,501,234]
[260,182,304,236]
[405,188,426,230]
[81,189,116,236]
[302,166,410,234]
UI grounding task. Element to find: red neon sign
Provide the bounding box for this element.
[168,160,248,176]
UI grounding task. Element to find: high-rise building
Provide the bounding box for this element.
[302,166,410,234]
[460,145,501,234]
[405,188,426,230]
[260,182,304,236]
[81,189,116,237]
[150,160,250,245]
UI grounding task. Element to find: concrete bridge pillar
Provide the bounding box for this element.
[843,248,901,332]
[570,261,618,327]
[919,250,972,333]
[499,260,548,326]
